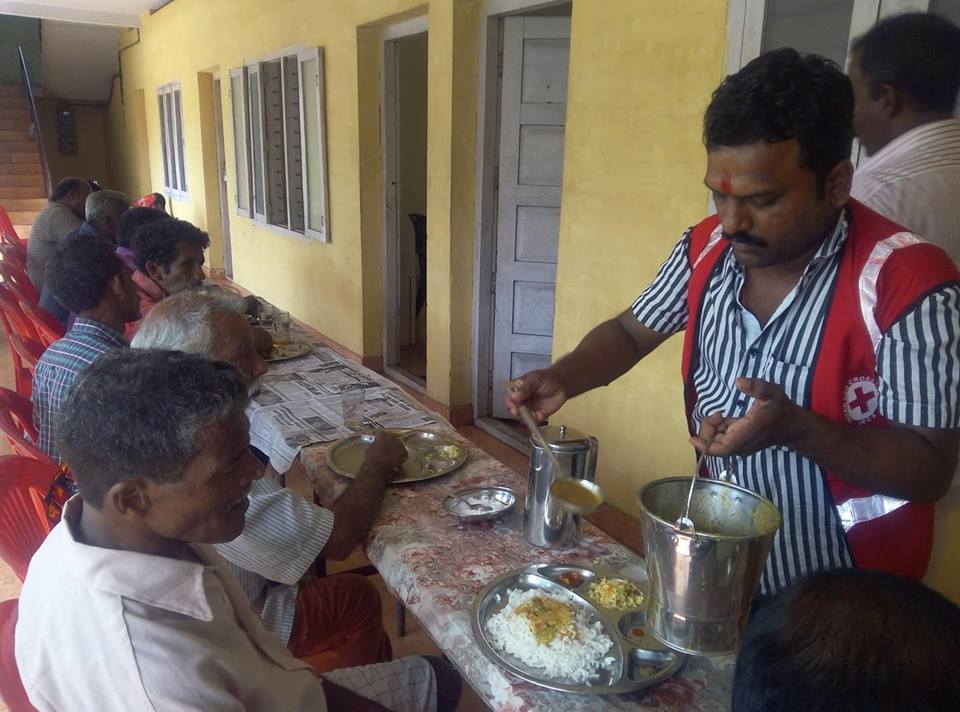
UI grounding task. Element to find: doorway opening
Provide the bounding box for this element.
[383,29,428,390]
[474,2,572,448]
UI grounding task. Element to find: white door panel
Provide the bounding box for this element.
[491,15,570,419]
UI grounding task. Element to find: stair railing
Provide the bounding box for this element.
[17,45,53,197]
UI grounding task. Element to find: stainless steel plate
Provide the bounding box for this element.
[444,486,518,523]
[472,564,684,695]
[266,340,312,363]
[327,429,468,484]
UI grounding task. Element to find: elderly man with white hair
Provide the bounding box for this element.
[130,288,405,675]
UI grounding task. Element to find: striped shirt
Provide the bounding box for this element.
[632,212,960,593]
[31,318,127,461]
[852,119,960,265]
[26,201,83,290]
[214,474,334,646]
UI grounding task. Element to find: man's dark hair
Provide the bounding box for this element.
[118,207,172,248]
[45,235,123,313]
[732,569,960,712]
[704,48,854,192]
[57,349,249,509]
[49,177,87,203]
[132,218,210,272]
[852,12,960,115]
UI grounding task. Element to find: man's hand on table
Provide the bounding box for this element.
[253,326,274,359]
[359,432,407,481]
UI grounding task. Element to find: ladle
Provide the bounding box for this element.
[676,443,712,531]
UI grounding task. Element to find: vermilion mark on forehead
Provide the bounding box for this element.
[720,172,732,194]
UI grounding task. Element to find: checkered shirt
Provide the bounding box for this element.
[31,318,128,461]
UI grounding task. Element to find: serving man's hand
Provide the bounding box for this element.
[503,370,568,422]
[690,377,802,457]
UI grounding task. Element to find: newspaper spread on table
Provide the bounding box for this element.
[247,347,437,472]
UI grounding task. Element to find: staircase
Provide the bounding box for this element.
[0,85,48,240]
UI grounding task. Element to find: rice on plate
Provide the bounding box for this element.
[486,588,615,683]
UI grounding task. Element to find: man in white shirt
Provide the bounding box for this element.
[131,288,397,671]
[16,349,460,711]
[849,12,960,261]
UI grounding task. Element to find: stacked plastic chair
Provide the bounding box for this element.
[0,597,36,711]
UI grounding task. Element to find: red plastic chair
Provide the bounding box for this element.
[0,308,32,399]
[0,388,49,463]
[0,242,28,273]
[9,333,43,378]
[0,287,39,345]
[0,599,37,711]
[17,301,63,348]
[0,205,27,249]
[0,261,38,306]
[0,456,56,582]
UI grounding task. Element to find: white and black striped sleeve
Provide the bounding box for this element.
[629,228,693,335]
[876,284,960,428]
[214,475,334,585]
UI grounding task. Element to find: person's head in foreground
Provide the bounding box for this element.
[732,569,960,712]
[850,12,960,157]
[132,217,209,296]
[117,206,171,249]
[703,47,854,270]
[83,189,130,244]
[57,348,261,549]
[50,176,92,219]
[131,286,268,388]
[46,235,140,325]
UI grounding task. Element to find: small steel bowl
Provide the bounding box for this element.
[443,486,518,523]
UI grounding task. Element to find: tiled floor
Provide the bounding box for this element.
[0,344,527,711]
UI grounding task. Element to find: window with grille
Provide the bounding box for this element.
[230,48,329,241]
[157,83,188,197]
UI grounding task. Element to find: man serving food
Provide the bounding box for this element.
[506,48,960,595]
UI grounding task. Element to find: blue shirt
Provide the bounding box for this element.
[31,318,127,461]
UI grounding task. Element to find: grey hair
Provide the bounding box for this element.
[85,189,130,224]
[131,286,248,357]
[56,349,249,509]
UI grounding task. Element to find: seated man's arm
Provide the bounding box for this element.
[215,474,333,585]
[320,433,407,560]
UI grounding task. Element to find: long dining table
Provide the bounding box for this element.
[247,317,735,711]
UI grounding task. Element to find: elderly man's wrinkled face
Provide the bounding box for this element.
[212,311,268,389]
[136,412,262,543]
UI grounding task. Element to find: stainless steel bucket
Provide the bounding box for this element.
[638,477,781,656]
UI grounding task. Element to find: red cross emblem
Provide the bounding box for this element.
[843,377,879,424]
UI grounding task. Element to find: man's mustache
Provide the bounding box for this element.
[722,231,767,248]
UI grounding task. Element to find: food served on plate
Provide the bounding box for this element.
[586,578,645,610]
[423,443,465,472]
[486,589,615,683]
[556,570,584,587]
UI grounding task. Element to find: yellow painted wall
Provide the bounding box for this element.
[552,0,728,515]
[35,99,110,186]
[105,0,430,358]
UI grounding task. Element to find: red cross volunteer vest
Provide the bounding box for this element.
[680,199,959,579]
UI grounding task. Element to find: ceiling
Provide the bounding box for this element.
[0,0,169,27]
